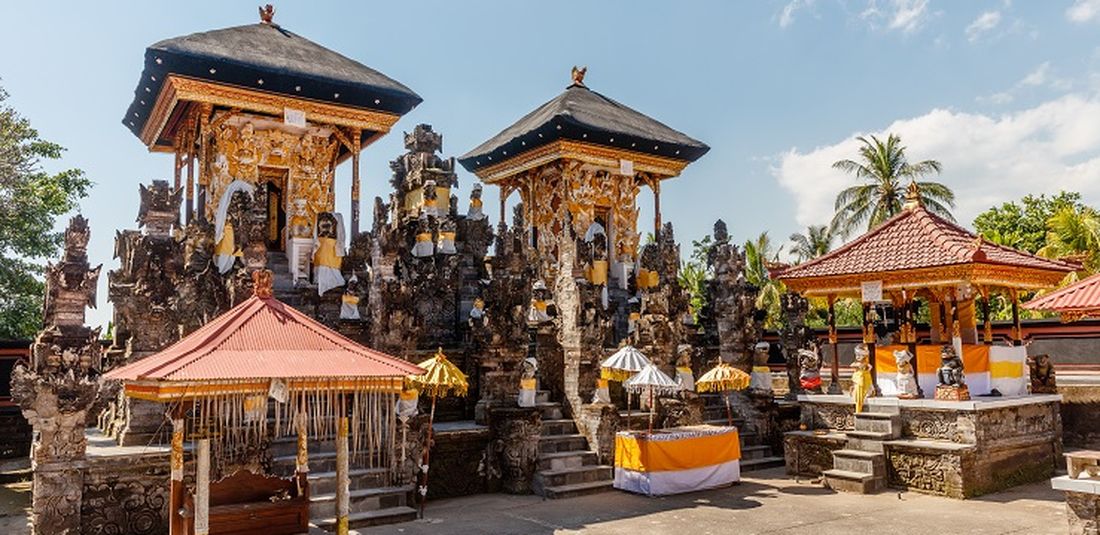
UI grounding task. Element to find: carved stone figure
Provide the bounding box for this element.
[894,349,919,399]
[935,344,970,401]
[798,347,823,394]
[704,219,761,371]
[779,293,812,397]
[1028,354,1057,394]
[749,341,773,395]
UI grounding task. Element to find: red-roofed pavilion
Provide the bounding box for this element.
[774,183,1076,394]
[105,270,423,535]
[1023,272,1100,322]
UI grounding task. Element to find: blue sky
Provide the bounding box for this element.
[3,1,1100,330]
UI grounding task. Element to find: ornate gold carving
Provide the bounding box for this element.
[476,140,689,183]
[141,75,401,148]
[782,263,1070,297]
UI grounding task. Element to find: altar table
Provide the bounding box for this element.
[613,425,740,496]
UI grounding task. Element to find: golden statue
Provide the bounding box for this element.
[571,66,587,87]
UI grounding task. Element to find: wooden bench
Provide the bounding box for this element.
[1065,451,1100,479]
[184,470,309,535]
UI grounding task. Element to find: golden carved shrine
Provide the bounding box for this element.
[458,68,709,282]
[122,12,421,240]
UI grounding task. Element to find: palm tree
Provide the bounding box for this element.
[789,225,832,263]
[743,232,785,328]
[1038,206,1100,273]
[830,134,955,237]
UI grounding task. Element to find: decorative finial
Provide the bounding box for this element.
[259,4,276,24]
[571,66,587,87]
[252,269,274,298]
[902,180,922,210]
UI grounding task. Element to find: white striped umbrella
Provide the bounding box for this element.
[624,363,680,434]
[600,345,652,382]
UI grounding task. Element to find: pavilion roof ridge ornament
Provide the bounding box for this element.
[252,269,274,299]
[258,4,276,25]
[570,66,587,88]
[903,180,922,210]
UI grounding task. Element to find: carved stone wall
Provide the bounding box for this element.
[81,453,169,535]
[783,431,847,476]
[488,407,540,494]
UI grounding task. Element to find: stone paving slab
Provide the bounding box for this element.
[369,468,1066,535]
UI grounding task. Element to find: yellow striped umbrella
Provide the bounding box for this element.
[695,362,751,427]
[406,348,468,518]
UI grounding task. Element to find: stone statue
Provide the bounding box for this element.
[437,218,457,255]
[411,213,434,258]
[518,357,538,408]
[340,274,362,320]
[935,344,970,401]
[798,347,823,394]
[894,349,919,399]
[1028,354,1057,394]
[527,280,552,324]
[779,293,813,397]
[749,342,773,395]
[467,183,486,221]
[675,344,695,393]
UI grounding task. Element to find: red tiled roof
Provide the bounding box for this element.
[776,206,1077,281]
[104,295,423,382]
[1023,272,1100,313]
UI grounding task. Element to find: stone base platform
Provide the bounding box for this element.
[785,394,1062,499]
[1052,475,1100,535]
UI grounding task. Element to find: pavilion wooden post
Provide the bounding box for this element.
[499,185,507,224]
[652,179,661,237]
[862,302,880,395]
[185,127,196,224]
[295,411,309,496]
[350,131,362,237]
[1010,288,1023,346]
[336,394,350,535]
[904,292,922,397]
[826,295,841,394]
[980,287,993,345]
[197,104,212,223]
[169,405,186,535]
[195,438,211,535]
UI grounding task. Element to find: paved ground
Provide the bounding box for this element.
[368,468,1067,535]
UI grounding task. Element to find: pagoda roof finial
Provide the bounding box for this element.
[258,4,276,25]
[571,66,587,88]
[903,180,923,210]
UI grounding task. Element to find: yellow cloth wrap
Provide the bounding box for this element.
[875,345,990,374]
[440,231,456,241]
[677,366,692,374]
[601,368,635,382]
[400,389,419,401]
[852,368,873,413]
[436,187,451,205]
[341,294,360,305]
[535,301,548,313]
[416,232,432,243]
[990,359,1023,379]
[615,431,741,472]
[752,366,770,374]
[629,312,640,321]
[520,378,536,390]
[597,378,609,388]
[470,198,483,208]
[637,269,652,288]
[590,260,609,285]
[215,222,238,256]
[313,237,341,269]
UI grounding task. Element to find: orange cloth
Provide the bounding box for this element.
[615,430,740,472]
[875,345,990,374]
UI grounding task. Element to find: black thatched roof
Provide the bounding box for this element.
[459,83,709,173]
[122,22,421,138]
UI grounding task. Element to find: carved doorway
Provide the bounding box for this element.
[259,168,288,251]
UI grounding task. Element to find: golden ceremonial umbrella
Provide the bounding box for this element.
[407,348,468,518]
[695,362,751,426]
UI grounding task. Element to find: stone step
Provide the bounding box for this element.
[740,445,772,461]
[538,434,590,455]
[536,390,551,404]
[534,464,613,490]
[311,505,418,531]
[536,403,564,420]
[832,449,886,476]
[854,412,901,436]
[740,456,786,473]
[270,436,337,458]
[307,467,389,495]
[540,479,615,499]
[823,469,885,494]
[542,418,578,436]
[844,429,896,442]
[846,436,886,454]
[538,450,599,471]
[308,484,412,519]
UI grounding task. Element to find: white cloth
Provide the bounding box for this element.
[213,180,255,245]
[412,239,434,257]
[518,388,536,408]
[592,386,611,404]
[215,254,236,275]
[749,369,772,393]
[676,368,695,392]
[438,234,457,255]
[614,460,740,496]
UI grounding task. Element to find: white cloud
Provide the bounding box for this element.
[779,0,814,28]
[977,62,1073,105]
[771,93,1100,231]
[860,0,932,34]
[965,11,1001,42]
[1068,0,1100,23]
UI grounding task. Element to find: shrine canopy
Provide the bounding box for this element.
[104,271,424,402]
[1024,272,1100,322]
[458,71,710,183]
[774,190,1077,298]
[123,12,422,151]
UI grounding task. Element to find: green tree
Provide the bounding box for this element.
[788,225,832,263]
[972,192,1083,253]
[678,235,713,323]
[0,83,90,339]
[830,134,954,237]
[743,232,785,328]
[1038,206,1100,273]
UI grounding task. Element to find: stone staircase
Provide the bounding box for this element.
[270,433,416,531]
[533,392,615,499]
[822,409,901,493]
[699,393,785,472]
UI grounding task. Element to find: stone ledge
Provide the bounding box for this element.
[798,394,1062,411]
[1053,475,1100,494]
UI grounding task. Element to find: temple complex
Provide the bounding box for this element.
[7,6,1090,535]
